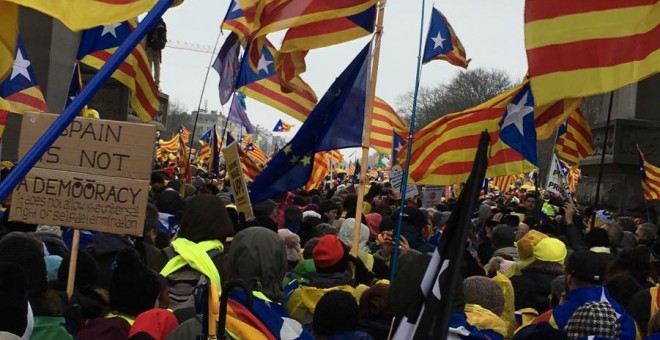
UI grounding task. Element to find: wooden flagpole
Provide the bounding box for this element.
[66,229,80,299]
[351,0,386,257]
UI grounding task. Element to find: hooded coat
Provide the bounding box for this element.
[225,227,288,303]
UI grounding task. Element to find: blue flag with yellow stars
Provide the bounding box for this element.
[249,42,372,203]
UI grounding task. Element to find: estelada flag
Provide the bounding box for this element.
[525,0,660,106]
[0,38,49,116]
[399,82,538,185]
[422,7,470,68]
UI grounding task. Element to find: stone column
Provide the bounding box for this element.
[577,75,660,217]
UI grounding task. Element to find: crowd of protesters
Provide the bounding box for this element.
[2,162,660,339]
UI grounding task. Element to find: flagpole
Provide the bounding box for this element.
[187,30,223,183]
[636,144,654,223]
[351,0,387,257]
[591,91,614,230]
[389,0,426,280]
[0,0,174,203]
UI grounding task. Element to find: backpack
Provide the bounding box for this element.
[161,246,222,311]
[147,19,167,50]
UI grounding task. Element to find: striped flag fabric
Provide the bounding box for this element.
[0,38,49,121]
[274,4,376,91]
[422,7,470,68]
[0,3,18,83]
[524,0,660,107]
[399,82,538,185]
[393,132,489,339]
[370,97,408,154]
[221,0,252,44]
[348,161,356,176]
[178,133,190,181]
[534,97,582,141]
[237,145,262,181]
[559,159,581,194]
[246,143,269,165]
[77,20,159,122]
[491,174,520,192]
[159,133,180,153]
[3,0,159,32]
[197,127,214,165]
[246,0,378,73]
[637,146,660,201]
[305,152,330,191]
[273,119,293,132]
[179,125,191,144]
[234,36,317,122]
[555,108,594,165]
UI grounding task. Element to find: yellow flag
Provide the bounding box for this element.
[0,2,18,83]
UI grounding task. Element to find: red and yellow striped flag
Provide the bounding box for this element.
[306,152,330,191]
[241,76,317,122]
[237,146,262,181]
[80,20,159,122]
[246,143,268,165]
[555,109,593,165]
[179,125,191,144]
[525,0,660,107]
[348,161,356,176]
[398,83,537,185]
[370,97,408,154]
[560,159,581,194]
[247,0,377,73]
[159,133,180,153]
[4,0,159,32]
[638,147,660,200]
[0,3,18,83]
[491,174,520,192]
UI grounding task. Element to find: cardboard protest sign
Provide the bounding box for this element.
[222,141,254,220]
[10,112,154,236]
[390,167,419,199]
[422,186,444,208]
[546,153,572,203]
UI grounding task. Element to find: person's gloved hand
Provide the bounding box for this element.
[348,255,376,285]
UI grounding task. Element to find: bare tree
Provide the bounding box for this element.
[163,99,189,139]
[397,68,513,131]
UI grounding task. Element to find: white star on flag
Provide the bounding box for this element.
[501,91,534,135]
[431,32,446,50]
[10,49,31,81]
[257,54,273,74]
[101,23,122,38]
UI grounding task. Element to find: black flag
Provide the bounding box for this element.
[392,131,490,339]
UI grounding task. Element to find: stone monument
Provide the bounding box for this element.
[577,74,660,218]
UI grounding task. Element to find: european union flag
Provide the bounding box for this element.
[249,42,372,203]
[391,130,406,166]
[499,84,538,166]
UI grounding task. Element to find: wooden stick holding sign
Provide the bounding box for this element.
[222,142,254,220]
[66,229,80,299]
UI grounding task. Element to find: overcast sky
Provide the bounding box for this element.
[160,0,527,142]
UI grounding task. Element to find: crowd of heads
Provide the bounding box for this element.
[1,164,660,339]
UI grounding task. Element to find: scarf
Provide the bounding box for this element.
[160,238,224,293]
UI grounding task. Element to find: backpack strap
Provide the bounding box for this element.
[162,246,178,261]
[163,246,222,261]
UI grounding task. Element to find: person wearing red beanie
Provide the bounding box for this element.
[286,235,372,326]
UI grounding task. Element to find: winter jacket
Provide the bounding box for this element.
[30,316,73,340]
[510,260,564,313]
[285,272,368,325]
